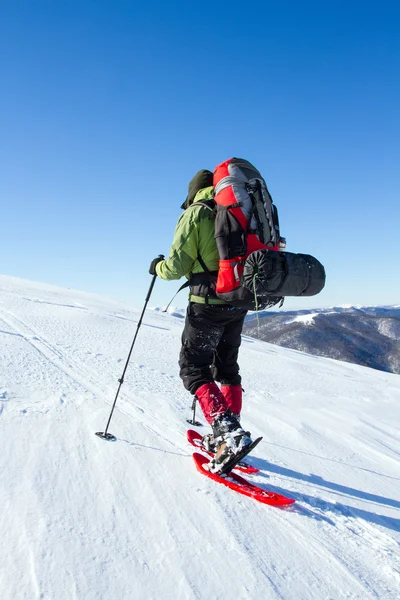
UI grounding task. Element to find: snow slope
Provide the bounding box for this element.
[1,274,399,600]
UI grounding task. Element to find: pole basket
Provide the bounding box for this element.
[186,418,202,427]
[95,431,117,442]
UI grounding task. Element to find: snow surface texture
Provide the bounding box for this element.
[1,274,399,600]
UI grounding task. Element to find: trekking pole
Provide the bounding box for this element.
[95,255,164,441]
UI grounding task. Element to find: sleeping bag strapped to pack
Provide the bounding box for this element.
[213,158,326,310]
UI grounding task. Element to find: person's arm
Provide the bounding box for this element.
[156,209,199,280]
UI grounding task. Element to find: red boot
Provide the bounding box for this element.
[221,384,242,418]
[195,382,228,424]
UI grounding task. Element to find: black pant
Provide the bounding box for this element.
[179,302,247,395]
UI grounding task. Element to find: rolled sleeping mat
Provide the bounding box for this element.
[242,250,326,298]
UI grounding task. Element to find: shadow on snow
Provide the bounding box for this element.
[250,456,400,533]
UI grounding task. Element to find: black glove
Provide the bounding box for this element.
[149,256,163,275]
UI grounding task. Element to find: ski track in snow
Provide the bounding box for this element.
[0,274,400,600]
[0,304,188,453]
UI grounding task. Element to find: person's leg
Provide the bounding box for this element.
[221,384,243,417]
[179,303,228,423]
[208,307,251,466]
[212,308,247,416]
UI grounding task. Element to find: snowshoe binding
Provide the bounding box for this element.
[207,411,261,476]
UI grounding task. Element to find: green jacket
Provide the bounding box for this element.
[156,186,225,304]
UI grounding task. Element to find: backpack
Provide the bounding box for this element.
[210,157,325,310]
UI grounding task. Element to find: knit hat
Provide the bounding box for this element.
[181,169,213,209]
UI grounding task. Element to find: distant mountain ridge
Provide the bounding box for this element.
[243,305,400,374]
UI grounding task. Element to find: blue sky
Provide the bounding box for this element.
[1,0,399,310]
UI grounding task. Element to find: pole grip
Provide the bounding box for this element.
[145,254,164,301]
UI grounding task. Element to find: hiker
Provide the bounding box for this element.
[149,169,252,472]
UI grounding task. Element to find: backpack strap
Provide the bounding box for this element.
[188,200,218,303]
[196,253,210,274]
[163,199,217,311]
[247,182,265,240]
[194,199,216,215]
[188,199,216,272]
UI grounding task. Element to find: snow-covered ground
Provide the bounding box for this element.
[1,273,399,600]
